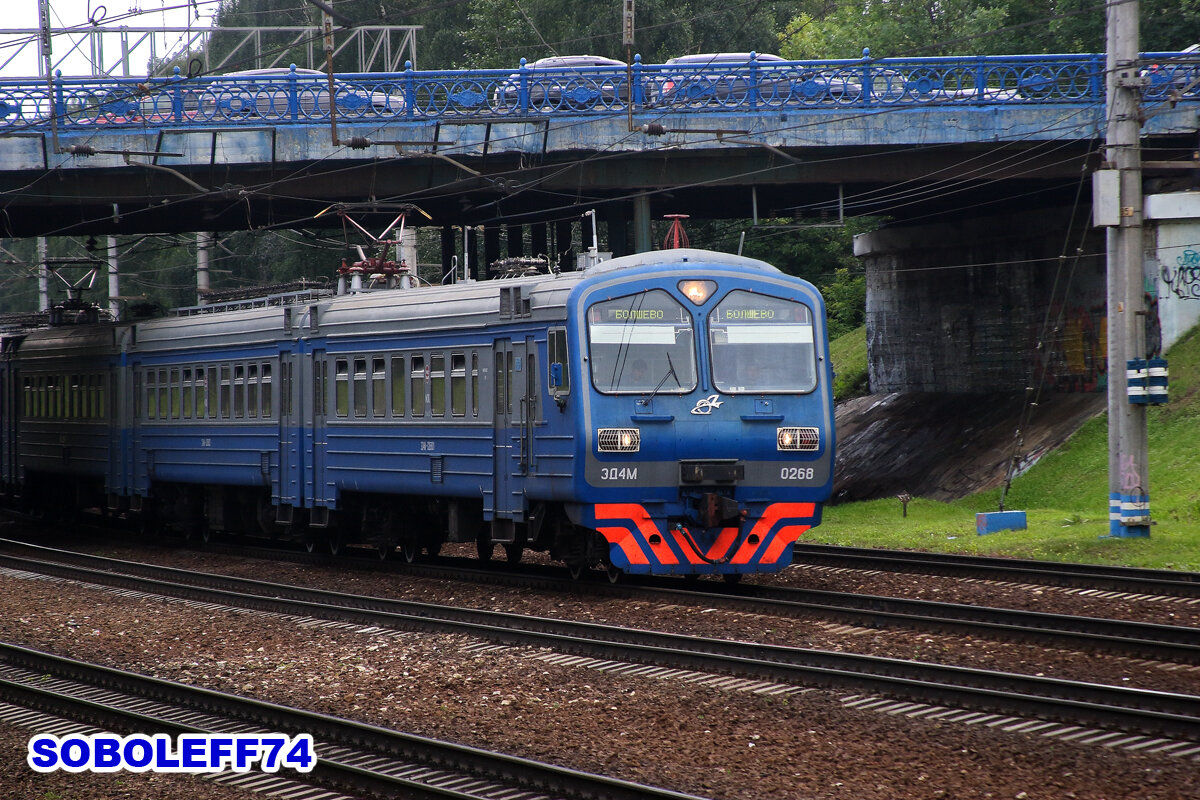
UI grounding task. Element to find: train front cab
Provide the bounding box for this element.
[560,253,835,579]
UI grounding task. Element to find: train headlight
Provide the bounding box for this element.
[678,280,716,305]
[777,427,819,451]
[598,428,641,452]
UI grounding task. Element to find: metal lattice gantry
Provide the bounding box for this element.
[0,25,420,79]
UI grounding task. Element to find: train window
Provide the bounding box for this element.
[586,290,697,394]
[141,372,152,419]
[181,369,193,419]
[206,367,218,419]
[390,356,405,416]
[353,358,368,417]
[470,353,479,417]
[506,353,514,415]
[262,364,273,418]
[372,358,386,418]
[69,374,79,418]
[708,290,816,394]
[97,374,106,419]
[313,360,325,418]
[431,355,446,417]
[21,377,30,418]
[450,354,466,417]
[410,356,426,417]
[169,369,180,419]
[157,370,169,420]
[234,365,247,418]
[526,352,537,421]
[548,328,570,397]
[220,366,232,419]
[496,351,507,412]
[334,359,349,418]
[195,369,207,418]
[247,364,259,419]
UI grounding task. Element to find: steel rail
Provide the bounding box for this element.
[1,545,1199,742]
[791,543,1200,596]
[5,536,1200,663]
[0,642,709,800]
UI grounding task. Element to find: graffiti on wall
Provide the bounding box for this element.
[1162,250,1200,299]
[1031,303,1108,392]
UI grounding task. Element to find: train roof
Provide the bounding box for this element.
[29,249,790,355]
[587,249,781,276]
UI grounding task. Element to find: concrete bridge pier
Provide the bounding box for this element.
[604,205,628,257]
[854,207,1108,395]
[634,194,652,253]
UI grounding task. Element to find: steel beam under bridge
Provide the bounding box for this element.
[0,104,1196,238]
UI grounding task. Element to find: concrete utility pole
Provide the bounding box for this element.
[107,235,120,321]
[1103,0,1150,536]
[37,237,49,312]
[197,232,213,304]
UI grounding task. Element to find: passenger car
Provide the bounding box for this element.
[0,248,835,581]
[655,52,859,107]
[493,55,628,111]
[197,67,401,120]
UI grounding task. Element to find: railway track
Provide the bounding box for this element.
[36,534,1197,665]
[0,641,707,800]
[791,542,1200,597]
[2,540,1200,744]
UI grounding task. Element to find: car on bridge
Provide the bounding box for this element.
[492,55,629,112]
[194,67,402,121]
[652,52,861,107]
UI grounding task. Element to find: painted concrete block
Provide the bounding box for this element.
[976,510,1027,535]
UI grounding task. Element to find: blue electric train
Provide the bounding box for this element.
[0,248,835,581]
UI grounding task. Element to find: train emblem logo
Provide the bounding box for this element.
[690,395,724,415]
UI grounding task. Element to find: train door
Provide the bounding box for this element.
[277,347,301,511]
[520,335,537,475]
[0,339,16,494]
[307,348,330,518]
[491,338,528,541]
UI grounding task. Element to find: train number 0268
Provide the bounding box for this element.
[780,466,815,481]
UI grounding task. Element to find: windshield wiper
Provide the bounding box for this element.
[645,351,682,401]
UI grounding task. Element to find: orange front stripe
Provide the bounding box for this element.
[597,525,651,566]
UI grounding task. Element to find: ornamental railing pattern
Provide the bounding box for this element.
[1,51,1196,129]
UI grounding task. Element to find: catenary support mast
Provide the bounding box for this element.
[1104,0,1150,536]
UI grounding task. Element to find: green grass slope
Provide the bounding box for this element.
[829,323,868,402]
[811,325,1200,571]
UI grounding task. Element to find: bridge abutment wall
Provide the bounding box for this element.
[854,207,1108,394]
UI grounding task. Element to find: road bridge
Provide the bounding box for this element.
[1,51,1198,239]
[3,51,1199,404]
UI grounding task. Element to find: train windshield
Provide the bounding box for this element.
[709,290,817,393]
[587,290,698,393]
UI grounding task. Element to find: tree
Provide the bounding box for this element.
[779,0,1200,60]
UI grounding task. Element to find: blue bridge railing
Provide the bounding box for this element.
[1,51,1197,130]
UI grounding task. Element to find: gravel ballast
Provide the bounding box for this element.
[0,541,1197,800]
